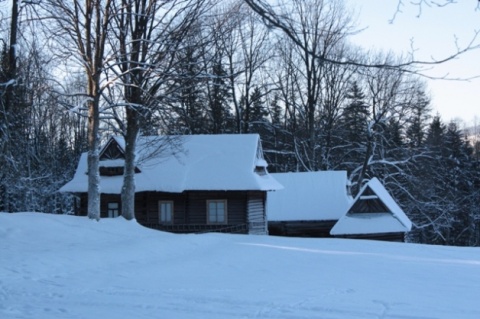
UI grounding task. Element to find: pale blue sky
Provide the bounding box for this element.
[347,0,480,126]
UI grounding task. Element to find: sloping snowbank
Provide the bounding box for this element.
[1,212,479,318]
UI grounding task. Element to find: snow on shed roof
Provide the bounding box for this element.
[330,178,412,235]
[267,171,352,221]
[60,134,283,194]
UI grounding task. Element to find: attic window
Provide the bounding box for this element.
[99,166,141,176]
[100,166,124,176]
[255,166,267,176]
[100,140,125,160]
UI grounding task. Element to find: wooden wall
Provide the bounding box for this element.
[247,192,267,235]
[333,232,407,242]
[268,220,407,242]
[75,190,267,234]
[268,220,337,237]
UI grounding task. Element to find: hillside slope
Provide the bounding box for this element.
[1,212,479,318]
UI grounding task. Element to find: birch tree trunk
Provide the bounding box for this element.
[87,97,101,220]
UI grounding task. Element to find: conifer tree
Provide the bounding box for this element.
[208,60,233,134]
[338,81,370,174]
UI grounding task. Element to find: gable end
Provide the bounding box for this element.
[347,186,389,214]
[100,138,125,160]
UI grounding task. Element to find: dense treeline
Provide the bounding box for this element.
[0,0,479,245]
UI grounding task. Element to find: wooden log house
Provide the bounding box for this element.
[60,134,283,235]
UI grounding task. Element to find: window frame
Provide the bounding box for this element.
[206,199,228,225]
[107,202,119,218]
[158,200,174,224]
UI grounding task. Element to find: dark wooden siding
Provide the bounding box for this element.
[268,219,407,242]
[75,190,266,234]
[333,232,407,242]
[77,193,88,216]
[134,191,187,225]
[76,193,122,218]
[268,220,337,237]
[184,191,247,225]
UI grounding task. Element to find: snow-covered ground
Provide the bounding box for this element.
[1,212,479,319]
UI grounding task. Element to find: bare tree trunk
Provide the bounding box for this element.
[121,106,140,221]
[7,0,18,95]
[87,96,100,220]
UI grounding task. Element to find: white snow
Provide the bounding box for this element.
[3,212,479,319]
[332,213,410,235]
[331,178,412,235]
[268,171,352,221]
[98,159,126,167]
[60,134,283,194]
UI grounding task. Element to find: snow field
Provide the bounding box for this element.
[1,212,479,319]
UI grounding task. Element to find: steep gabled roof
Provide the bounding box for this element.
[330,178,412,235]
[60,134,283,194]
[267,171,353,221]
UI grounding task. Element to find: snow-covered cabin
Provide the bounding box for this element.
[267,171,352,237]
[330,178,412,242]
[60,134,283,234]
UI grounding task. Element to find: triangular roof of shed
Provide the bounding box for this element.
[268,171,352,221]
[60,134,283,194]
[330,178,412,235]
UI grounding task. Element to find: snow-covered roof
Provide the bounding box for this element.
[330,178,412,235]
[60,134,283,194]
[267,171,353,221]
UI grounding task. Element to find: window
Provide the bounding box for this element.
[99,166,141,176]
[99,166,124,176]
[159,201,174,224]
[207,200,227,224]
[108,202,119,218]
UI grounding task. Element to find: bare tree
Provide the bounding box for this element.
[232,3,271,133]
[0,0,20,211]
[107,0,209,220]
[265,0,355,171]
[392,0,480,20]
[41,0,114,220]
[243,0,480,75]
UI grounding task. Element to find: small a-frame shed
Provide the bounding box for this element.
[330,178,412,241]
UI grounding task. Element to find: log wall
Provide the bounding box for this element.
[75,190,267,234]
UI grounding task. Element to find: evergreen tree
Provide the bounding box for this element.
[406,90,430,149]
[269,93,283,127]
[341,81,369,145]
[337,81,370,178]
[208,60,233,134]
[170,43,208,134]
[426,115,445,151]
[246,86,269,132]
